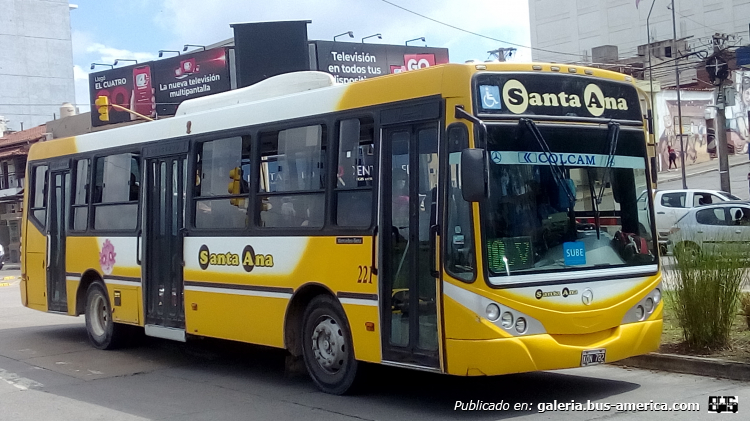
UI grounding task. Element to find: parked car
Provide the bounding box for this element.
[667,202,750,256]
[638,189,742,252]
[0,244,4,270]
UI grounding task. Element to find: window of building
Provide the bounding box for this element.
[92,153,140,231]
[30,165,48,227]
[335,118,375,227]
[71,159,90,231]
[194,136,251,229]
[258,125,326,228]
[1,162,9,190]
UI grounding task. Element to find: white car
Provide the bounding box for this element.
[638,189,742,251]
[667,202,750,256]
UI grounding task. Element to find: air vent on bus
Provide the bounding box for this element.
[176,71,337,116]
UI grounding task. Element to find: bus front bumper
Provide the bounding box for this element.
[445,319,662,376]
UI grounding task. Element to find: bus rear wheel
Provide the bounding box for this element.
[85,282,125,350]
[301,295,359,395]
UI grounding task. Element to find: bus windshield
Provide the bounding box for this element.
[482,123,656,281]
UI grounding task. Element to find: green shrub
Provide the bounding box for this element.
[667,239,748,349]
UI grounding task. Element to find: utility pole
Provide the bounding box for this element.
[712,33,732,193]
[671,0,688,189]
[487,47,516,62]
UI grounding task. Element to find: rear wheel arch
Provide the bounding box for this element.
[75,270,104,316]
[284,283,337,357]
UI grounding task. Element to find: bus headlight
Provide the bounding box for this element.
[653,288,661,305]
[501,312,514,329]
[621,282,662,325]
[644,297,654,314]
[635,305,645,320]
[515,317,527,333]
[486,303,501,321]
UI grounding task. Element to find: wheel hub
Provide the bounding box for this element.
[311,317,346,374]
[90,294,108,337]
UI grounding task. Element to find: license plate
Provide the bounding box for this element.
[581,349,606,366]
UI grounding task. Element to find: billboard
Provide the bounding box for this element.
[313,41,449,83]
[89,64,150,127]
[152,48,231,116]
[89,48,231,126]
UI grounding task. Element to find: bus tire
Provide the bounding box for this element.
[85,282,125,350]
[301,295,359,395]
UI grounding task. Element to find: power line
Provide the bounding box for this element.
[377,0,582,58]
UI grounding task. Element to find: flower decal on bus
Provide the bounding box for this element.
[99,239,117,275]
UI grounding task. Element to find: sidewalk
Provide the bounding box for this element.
[657,154,750,184]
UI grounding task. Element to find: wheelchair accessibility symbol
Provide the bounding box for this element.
[480,85,502,110]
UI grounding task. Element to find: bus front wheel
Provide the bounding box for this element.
[85,282,125,350]
[301,295,359,395]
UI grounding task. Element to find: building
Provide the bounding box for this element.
[528,0,749,64]
[528,0,750,172]
[0,0,75,132]
[0,125,48,263]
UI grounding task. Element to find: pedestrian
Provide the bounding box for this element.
[668,146,677,170]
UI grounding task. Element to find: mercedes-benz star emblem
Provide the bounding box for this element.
[581,289,594,305]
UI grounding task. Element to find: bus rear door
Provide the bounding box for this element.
[142,141,188,340]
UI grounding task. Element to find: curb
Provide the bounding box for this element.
[613,353,750,382]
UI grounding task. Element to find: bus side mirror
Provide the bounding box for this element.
[460,148,488,202]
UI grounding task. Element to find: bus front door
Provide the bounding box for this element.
[381,123,441,369]
[47,164,70,313]
[143,152,187,339]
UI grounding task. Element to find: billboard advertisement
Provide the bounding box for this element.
[89,48,231,126]
[152,48,231,116]
[89,64,154,127]
[313,41,449,84]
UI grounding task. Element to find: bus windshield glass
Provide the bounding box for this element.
[482,124,656,281]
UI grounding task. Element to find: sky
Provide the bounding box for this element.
[70,0,531,112]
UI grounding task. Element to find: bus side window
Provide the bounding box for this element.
[335,117,374,228]
[30,165,49,228]
[258,125,326,228]
[193,135,251,229]
[71,159,90,231]
[92,153,140,231]
[446,124,475,282]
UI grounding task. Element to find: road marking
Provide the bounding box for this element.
[0,368,44,391]
[2,276,17,280]
[0,283,10,287]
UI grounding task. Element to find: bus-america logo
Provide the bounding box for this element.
[198,245,274,272]
[500,79,628,116]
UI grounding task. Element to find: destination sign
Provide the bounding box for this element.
[474,73,642,121]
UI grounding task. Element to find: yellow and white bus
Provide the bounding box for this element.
[22,63,662,394]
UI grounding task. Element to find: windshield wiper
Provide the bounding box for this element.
[596,122,620,205]
[520,118,575,204]
[587,168,602,239]
[588,122,620,239]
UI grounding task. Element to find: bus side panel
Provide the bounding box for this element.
[23,223,48,311]
[184,290,287,347]
[182,236,381,363]
[66,236,143,323]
